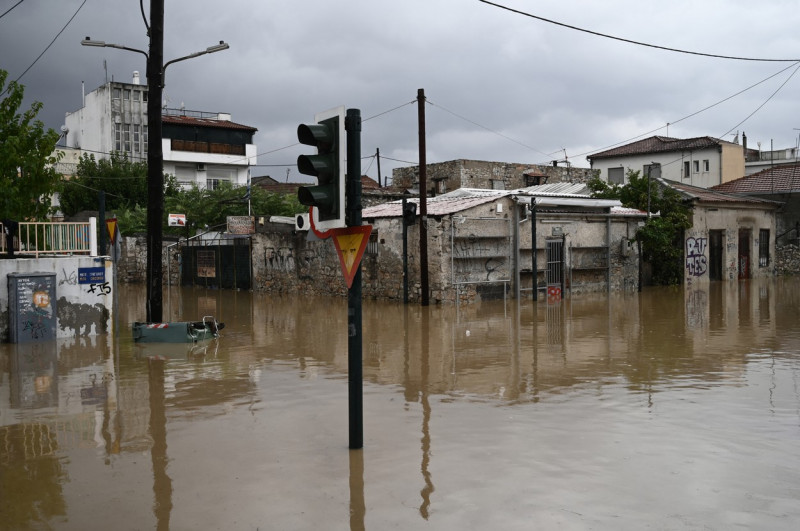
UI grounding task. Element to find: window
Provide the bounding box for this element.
[683,161,690,179]
[114,123,122,151]
[123,124,131,152]
[693,160,700,173]
[491,180,505,190]
[207,178,230,190]
[133,125,140,154]
[143,125,148,154]
[643,163,661,179]
[132,91,140,102]
[123,89,130,101]
[759,229,770,267]
[703,159,710,172]
[112,87,121,100]
[608,167,624,184]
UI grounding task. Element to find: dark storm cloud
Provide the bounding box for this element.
[2,0,798,182]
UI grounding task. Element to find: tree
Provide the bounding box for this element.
[58,152,179,217]
[588,169,690,285]
[0,70,62,221]
[164,181,305,237]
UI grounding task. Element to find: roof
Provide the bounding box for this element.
[162,114,257,132]
[363,185,645,219]
[710,162,800,195]
[587,136,734,161]
[660,178,780,207]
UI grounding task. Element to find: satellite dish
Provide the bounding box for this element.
[60,125,69,133]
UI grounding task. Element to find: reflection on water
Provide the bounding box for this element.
[1,278,799,529]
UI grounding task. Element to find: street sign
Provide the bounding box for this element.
[332,225,372,288]
[168,213,186,226]
[106,218,118,244]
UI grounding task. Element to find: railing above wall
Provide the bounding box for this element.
[0,219,97,257]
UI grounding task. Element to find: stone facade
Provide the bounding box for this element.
[392,159,597,194]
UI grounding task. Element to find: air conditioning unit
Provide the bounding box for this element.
[295,213,309,231]
[197,163,206,171]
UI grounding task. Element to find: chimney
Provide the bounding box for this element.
[742,131,747,153]
[132,71,140,85]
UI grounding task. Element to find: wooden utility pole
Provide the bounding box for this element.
[417,89,429,306]
[376,147,382,187]
[145,0,165,323]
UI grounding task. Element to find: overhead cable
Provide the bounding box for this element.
[478,0,800,62]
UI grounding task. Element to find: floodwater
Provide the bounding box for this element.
[2,278,800,530]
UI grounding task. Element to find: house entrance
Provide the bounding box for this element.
[545,238,564,298]
[738,229,751,279]
[708,230,723,281]
[180,237,252,289]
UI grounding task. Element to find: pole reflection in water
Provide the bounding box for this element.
[147,357,173,531]
[418,306,434,520]
[348,449,365,531]
[1,279,800,529]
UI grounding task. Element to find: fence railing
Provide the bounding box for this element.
[0,219,97,257]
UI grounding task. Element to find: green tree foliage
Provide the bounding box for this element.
[164,181,305,237]
[588,169,690,285]
[58,152,179,217]
[0,70,62,221]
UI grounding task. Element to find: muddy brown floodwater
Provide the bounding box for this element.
[2,278,800,530]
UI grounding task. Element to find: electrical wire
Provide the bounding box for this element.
[0,0,24,19]
[3,0,87,92]
[363,100,416,122]
[478,0,800,62]
[720,63,800,139]
[426,98,556,159]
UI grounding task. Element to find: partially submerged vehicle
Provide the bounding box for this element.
[133,316,224,343]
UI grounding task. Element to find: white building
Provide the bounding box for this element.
[63,73,257,190]
[586,136,744,188]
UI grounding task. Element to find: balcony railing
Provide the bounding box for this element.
[1,219,98,257]
[171,139,246,156]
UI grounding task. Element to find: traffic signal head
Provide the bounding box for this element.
[297,106,346,230]
[403,201,417,226]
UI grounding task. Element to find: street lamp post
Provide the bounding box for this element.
[81,7,228,323]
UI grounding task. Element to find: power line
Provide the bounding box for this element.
[426,98,556,159]
[720,63,800,139]
[0,0,24,19]
[478,0,800,62]
[6,0,87,89]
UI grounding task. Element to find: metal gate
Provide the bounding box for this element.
[181,237,252,289]
[545,238,564,299]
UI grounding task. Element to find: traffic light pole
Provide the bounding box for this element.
[345,108,363,450]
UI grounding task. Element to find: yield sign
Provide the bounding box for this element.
[106,218,118,244]
[332,225,372,288]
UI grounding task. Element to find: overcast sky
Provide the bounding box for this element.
[2,0,799,184]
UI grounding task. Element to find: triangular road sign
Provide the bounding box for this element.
[332,225,372,288]
[106,218,118,244]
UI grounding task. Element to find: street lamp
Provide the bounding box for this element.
[81,22,228,323]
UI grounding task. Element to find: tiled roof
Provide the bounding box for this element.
[162,114,257,132]
[710,162,800,194]
[587,136,732,160]
[661,178,780,207]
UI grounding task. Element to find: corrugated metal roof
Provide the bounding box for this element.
[363,195,500,218]
[711,162,800,194]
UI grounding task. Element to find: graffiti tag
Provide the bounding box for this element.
[686,237,708,277]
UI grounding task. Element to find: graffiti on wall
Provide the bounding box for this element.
[265,247,296,273]
[686,237,708,277]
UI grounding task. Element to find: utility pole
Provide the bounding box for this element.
[346,109,363,450]
[417,89,429,306]
[146,0,165,323]
[376,147,382,187]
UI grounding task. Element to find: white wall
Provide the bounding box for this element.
[593,147,724,187]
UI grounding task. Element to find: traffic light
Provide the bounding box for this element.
[402,200,417,226]
[297,106,346,230]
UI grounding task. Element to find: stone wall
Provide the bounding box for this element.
[392,159,597,192]
[776,244,800,275]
